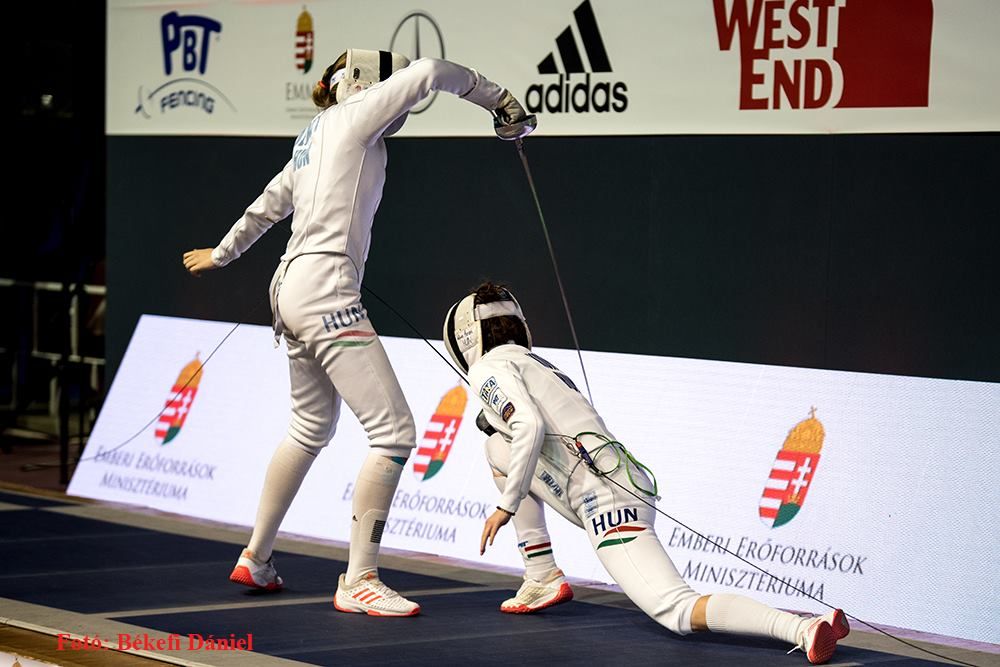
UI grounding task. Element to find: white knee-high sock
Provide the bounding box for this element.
[705,593,810,645]
[247,437,318,561]
[492,475,559,581]
[346,451,405,584]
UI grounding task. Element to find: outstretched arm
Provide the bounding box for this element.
[349,58,528,143]
[183,160,295,276]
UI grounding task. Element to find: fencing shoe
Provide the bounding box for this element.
[229,549,283,591]
[816,608,851,640]
[790,609,848,664]
[334,572,421,617]
[500,569,574,614]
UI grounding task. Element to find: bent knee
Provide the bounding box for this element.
[366,410,416,447]
[284,431,326,456]
[288,411,337,450]
[395,410,417,445]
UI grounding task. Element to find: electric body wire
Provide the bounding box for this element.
[514,138,594,407]
[361,284,469,386]
[33,320,244,467]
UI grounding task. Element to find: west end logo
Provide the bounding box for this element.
[714,0,933,110]
[758,408,824,528]
[134,11,236,118]
[413,386,467,482]
[155,356,203,445]
[526,0,628,114]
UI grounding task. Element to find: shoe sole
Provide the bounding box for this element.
[828,609,850,640]
[806,621,838,665]
[333,593,420,617]
[501,583,574,614]
[229,565,282,591]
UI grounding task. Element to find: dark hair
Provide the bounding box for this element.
[312,51,348,109]
[474,282,530,352]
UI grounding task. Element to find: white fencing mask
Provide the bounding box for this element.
[331,49,411,134]
[333,48,410,102]
[443,290,532,374]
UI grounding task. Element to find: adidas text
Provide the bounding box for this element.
[526,73,628,114]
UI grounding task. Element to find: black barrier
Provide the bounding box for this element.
[107,133,1000,384]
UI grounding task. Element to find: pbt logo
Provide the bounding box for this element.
[135,11,234,118]
[161,11,222,76]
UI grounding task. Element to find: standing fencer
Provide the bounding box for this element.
[443,282,851,663]
[182,51,533,617]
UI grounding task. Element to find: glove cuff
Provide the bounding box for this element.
[460,69,505,109]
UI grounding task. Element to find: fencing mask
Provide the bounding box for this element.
[333,48,410,103]
[443,290,532,374]
[331,48,411,134]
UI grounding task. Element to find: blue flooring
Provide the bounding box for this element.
[119,592,942,667]
[0,508,468,614]
[1,506,956,666]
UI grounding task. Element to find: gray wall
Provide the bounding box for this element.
[107,133,1000,383]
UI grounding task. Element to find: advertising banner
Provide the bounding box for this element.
[106,0,1000,137]
[69,315,998,643]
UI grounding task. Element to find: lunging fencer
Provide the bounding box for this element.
[182,50,533,617]
[443,282,851,663]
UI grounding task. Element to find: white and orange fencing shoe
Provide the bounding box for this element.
[500,569,574,614]
[333,572,421,617]
[792,608,850,664]
[229,549,283,591]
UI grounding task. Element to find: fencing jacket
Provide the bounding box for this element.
[470,344,614,514]
[210,58,502,273]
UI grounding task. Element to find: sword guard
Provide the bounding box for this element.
[495,114,537,141]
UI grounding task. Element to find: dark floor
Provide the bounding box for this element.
[0,413,83,492]
[2,488,991,667]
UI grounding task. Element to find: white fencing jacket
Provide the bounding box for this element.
[470,344,614,514]
[211,58,503,272]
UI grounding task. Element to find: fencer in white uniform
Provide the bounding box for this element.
[443,283,851,663]
[182,50,533,617]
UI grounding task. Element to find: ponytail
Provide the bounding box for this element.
[311,51,348,109]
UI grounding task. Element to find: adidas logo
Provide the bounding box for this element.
[526,0,628,114]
